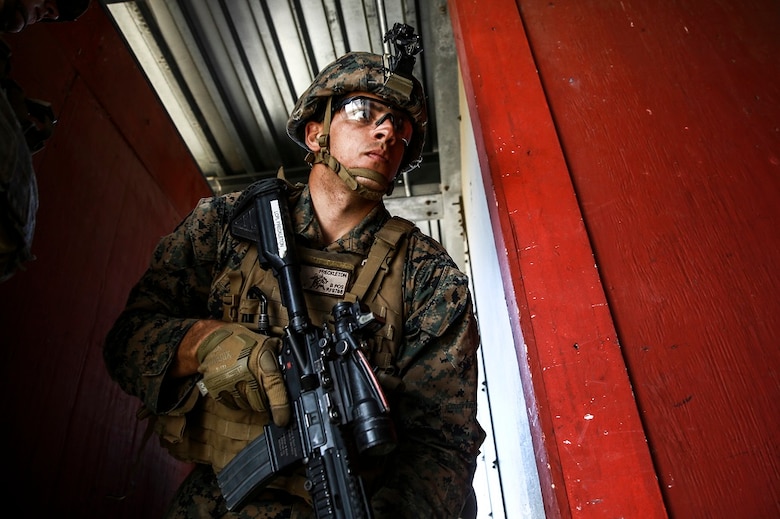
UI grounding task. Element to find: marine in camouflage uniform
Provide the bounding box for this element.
[0,0,91,281]
[104,47,485,518]
[0,39,37,282]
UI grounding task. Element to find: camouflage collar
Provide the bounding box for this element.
[293,185,390,254]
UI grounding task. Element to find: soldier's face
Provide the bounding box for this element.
[0,0,60,33]
[328,92,409,185]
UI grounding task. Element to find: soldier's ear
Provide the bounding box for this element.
[304,121,324,152]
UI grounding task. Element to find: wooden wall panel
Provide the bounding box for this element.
[449,0,667,517]
[517,1,780,517]
[0,4,209,517]
[453,0,779,517]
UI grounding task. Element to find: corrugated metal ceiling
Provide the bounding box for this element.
[102,1,447,182]
[101,0,463,262]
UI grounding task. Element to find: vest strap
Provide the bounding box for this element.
[346,216,415,302]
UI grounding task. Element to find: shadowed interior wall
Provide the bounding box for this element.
[0,4,209,517]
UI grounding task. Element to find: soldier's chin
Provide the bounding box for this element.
[354,175,389,192]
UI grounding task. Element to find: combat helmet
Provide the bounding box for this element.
[287,24,427,200]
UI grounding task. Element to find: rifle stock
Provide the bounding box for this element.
[221,178,396,517]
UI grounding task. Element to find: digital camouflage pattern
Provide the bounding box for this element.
[165,464,313,519]
[104,184,485,518]
[286,52,427,175]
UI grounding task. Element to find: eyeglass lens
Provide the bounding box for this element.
[338,97,412,140]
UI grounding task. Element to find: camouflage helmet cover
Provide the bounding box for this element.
[287,51,427,175]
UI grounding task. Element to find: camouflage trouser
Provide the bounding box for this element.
[164,464,314,519]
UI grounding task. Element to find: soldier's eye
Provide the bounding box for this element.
[341,98,371,124]
[336,96,412,141]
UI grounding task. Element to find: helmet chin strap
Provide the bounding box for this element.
[305,97,393,201]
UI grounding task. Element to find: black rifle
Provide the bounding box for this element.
[221,178,397,517]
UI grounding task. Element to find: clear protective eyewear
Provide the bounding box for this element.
[334,96,413,143]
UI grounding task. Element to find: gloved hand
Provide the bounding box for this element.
[196,323,290,427]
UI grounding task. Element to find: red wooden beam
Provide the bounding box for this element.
[448,0,667,517]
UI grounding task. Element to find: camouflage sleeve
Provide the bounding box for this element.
[0,87,38,282]
[371,233,486,518]
[103,195,231,414]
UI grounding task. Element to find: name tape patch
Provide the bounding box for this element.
[301,265,349,296]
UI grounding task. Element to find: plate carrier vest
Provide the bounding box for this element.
[153,210,416,484]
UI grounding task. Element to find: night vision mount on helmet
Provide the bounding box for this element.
[286,23,427,201]
[382,22,422,99]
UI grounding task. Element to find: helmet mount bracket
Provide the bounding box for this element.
[382,23,422,100]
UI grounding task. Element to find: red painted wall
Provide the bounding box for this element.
[522,2,780,517]
[450,1,665,517]
[452,0,779,517]
[0,4,209,517]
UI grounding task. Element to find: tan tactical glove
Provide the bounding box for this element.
[196,323,290,427]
